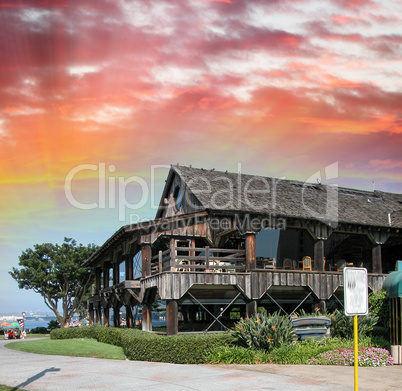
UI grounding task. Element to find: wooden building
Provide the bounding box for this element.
[84,166,402,334]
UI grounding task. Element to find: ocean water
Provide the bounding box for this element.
[24,320,50,330]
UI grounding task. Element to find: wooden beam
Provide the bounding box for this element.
[246,300,257,318]
[245,233,256,270]
[95,268,102,292]
[372,244,382,274]
[141,243,152,278]
[166,300,178,335]
[125,254,133,280]
[103,307,109,327]
[113,262,119,286]
[127,288,140,303]
[142,304,152,332]
[88,302,94,325]
[113,306,120,327]
[126,304,133,329]
[314,239,325,271]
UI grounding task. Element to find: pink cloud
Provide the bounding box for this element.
[0,0,69,8]
[370,159,402,169]
[331,0,376,10]
[199,0,233,3]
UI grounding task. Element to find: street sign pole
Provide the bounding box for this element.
[343,267,369,391]
[354,315,358,391]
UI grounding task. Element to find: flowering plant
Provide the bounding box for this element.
[233,312,293,352]
[308,347,394,367]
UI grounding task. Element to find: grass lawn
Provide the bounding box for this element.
[5,338,126,360]
[0,386,26,391]
[25,333,50,338]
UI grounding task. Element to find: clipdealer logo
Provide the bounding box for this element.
[64,163,170,221]
[64,162,339,227]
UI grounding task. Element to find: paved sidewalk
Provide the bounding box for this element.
[0,339,400,391]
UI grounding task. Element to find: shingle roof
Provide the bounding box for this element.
[172,166,402,228]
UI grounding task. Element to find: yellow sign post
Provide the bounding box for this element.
[343,267,368,391]
[354,315,358,391]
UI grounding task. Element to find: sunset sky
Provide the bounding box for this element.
[1,0,401,314]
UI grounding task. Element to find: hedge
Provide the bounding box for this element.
[50,326,234,364]
[122,330,234,364]
[50,326,98,340]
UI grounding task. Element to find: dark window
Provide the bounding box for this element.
[174,186,182,210]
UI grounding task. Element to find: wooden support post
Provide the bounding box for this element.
[188,305,197,331]
[166,300,178,335]
[113,262,119,286]
[103,264,109,289]
[95,304,101,324]
[142,304,152,332]
[245,233,256,271]
[169,238,175,271]
[372,244,382,274]
[126,305,133,328]
[103,307,110,327]
[314,239,325,271]
[88,303,94,325]
[95,268,102,293]
[190,239,195,269]
[126,254,134,280]
[113,306,120,327]
[158,250,163,273]
[142,243,152,278]
[205,246,210,271]
[213,305,222,331]
[246,300,257,318]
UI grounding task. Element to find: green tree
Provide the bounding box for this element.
[369,289,389,327]
[47,319,60,331]
[10,238,98,328]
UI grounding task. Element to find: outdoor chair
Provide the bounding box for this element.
[209,260,223,273]
[283,258,292,269]
[337,259,346,272]
[177,260,190,272]
[302,256,312,271]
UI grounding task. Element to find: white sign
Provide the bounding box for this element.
[343,267,368,316]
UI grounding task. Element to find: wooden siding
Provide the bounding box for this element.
[137,270,387,302]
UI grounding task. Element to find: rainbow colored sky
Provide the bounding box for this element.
[1,0,401,314]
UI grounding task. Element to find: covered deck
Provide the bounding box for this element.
[85,166,402,334]
[86,219,389,334]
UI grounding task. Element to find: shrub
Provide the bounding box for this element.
[371,326,389,339]
[308,347,394,367]
[233,312,293,352]
[360,335,391,351]
[206,345,270,364]
[369,290,388,322]
[120,329,159,361]
[94,326,125,347]
[122,330,234,364]
[269,336,391,365]
[47,320,60,331]
[30,327,48,334]
[369,290,389,340]
[268,339,350,365]
[50,325,98,340]
[329,310,378,339]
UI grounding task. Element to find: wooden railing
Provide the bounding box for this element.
[150,245,246,274]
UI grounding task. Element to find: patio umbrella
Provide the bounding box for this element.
[10,322,20,328]
[0,322,13,327]
[78,319,89,325]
